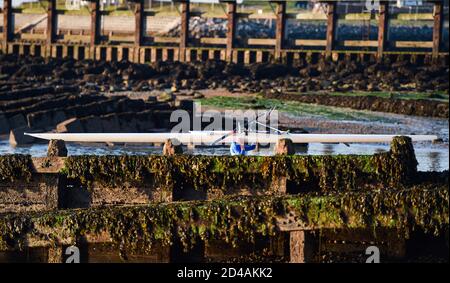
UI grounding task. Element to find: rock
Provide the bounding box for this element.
[47,139,68,157]
[175,99,194,111]
[250,63,288,80]
[157,92,175,102]
[9,127,35,147]
[100,114,121,132]
[147,96,158,103]
[56,118,84,133]
[0,114,10,134]
[7,114,27,129]
[193,92,204,99]
[274,138,296,155]
[80,116,104,133]
[52,111,67,125]
[163,139,183,155]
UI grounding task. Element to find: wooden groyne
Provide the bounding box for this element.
[0,137,448,262]
[1,0,448,64]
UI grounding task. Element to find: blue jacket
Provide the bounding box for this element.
[230,142,256,156]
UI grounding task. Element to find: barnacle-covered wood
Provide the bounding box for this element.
[0,184,447,254]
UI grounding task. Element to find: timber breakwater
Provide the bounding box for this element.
[0,137,448,263]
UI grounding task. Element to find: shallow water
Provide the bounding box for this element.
[0,140,447,172]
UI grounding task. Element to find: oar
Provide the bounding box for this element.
[211,130,236,145]
[211,107,275,145]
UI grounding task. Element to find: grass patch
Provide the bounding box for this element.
[298,91,450,102]
[197,96,397,122]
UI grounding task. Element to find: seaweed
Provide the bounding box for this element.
[0,154,33,183]
[61,137,417,192]
[0,184,447,254]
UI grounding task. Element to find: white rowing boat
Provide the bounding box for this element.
[25,132,438,145]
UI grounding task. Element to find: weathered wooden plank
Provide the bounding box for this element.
[226,1,237,62]
[432,0,443,59]
[90,0,100,46]
[46,0,56,45]
[325,1,337,57]
[200,37,227,45]
[395,41,434,48]
[341,40,378,47]
[295,39,327,46]
[135,0,144,46]
[2,0,13,47]
[274,0,286,60]
[179,0,190,62]
[153,37,180,44]
[248,38,276,46]
[378,1,389,59]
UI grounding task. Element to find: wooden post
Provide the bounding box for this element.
[273,138,295,194]
[289,231,314,263]
[46,0,56,46]
[273,0,286,61]
[223,0,237,62]
[432,0,443,60]
[134,0,144,46]
[2,0,13,51]
[47,140,68,157]
[163,139,183,155]
[178,0,190,62]
[325,1,337,58]
[89,0,101,58]
[377,1,389,60]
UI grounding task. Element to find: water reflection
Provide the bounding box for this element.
[427,152,441,172]
[321,144,335,155]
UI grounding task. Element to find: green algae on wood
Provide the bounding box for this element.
[61,137,418,192]
[0,137,418,192]
[0,184,447,254]
[0,155,33,183]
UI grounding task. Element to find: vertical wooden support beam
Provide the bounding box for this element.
[139,48,146,63]
[273,0,286,61]
[256,51,263,62]
[135,0,144,47]
[377,1,389,60]
[325,1,337,58]
[432,0,443,60]
[73,45,79,60]
[224,0,237,62]
[208,49,215,60]
[46,0,56,46]
[90,0,101,59]
[289,231,314,263]
[151,47,157,62]
[179,0,190,62]
[2,0,13,51]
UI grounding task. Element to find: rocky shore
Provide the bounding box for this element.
[1,53,448,143]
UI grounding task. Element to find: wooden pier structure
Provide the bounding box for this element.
[0,0,448,64]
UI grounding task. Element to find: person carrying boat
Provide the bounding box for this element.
[230,137,256,156]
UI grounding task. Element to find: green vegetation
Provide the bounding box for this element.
[198,95,397,122]
[0,155,33,183]
[0,137,417,194]
[308,91,449,102]
[62,136,417,192]
[0,184,447,253]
